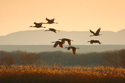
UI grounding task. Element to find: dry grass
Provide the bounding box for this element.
[0,65,125,83]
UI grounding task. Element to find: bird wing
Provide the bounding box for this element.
[90,30,95,34]
[46,18,50,21]
[96,28,101,34]
[53,42,59,48]
[59,42,63,48]
[72,48,76,55]
[67,41,71,46]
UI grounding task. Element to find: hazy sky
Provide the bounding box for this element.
[1,0,125,36]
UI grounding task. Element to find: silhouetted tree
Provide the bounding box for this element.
[0,55,15,69]
[102,50,120,68]
[17,52,41,65]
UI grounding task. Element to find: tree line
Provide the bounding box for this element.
[0,49,125,68]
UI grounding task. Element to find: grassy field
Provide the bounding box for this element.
[0,65,125,83]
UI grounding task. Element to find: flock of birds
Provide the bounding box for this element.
[30,18,102,55]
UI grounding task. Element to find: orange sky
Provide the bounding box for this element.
[0,0,125,36]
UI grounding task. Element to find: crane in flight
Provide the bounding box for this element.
[90,27,102,36]
[45,28,60,33]
[88,40,101,44]
[59,38,73,46]
[65,46,79,55]
[52,41,64,48]
[30,22,46,28]
[43,18,58,24]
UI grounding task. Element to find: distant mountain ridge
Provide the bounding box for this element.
[0,29,125,45]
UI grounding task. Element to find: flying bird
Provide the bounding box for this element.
[65,46,79,55]
[52,41,64,48]
[88,40,101,44]
[44,18,58,24]
[59,38,73,46]
[45,28,60,33]
[30,22,46,28]
[90,27,102,36]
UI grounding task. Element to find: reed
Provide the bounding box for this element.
[0,65,125,83]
